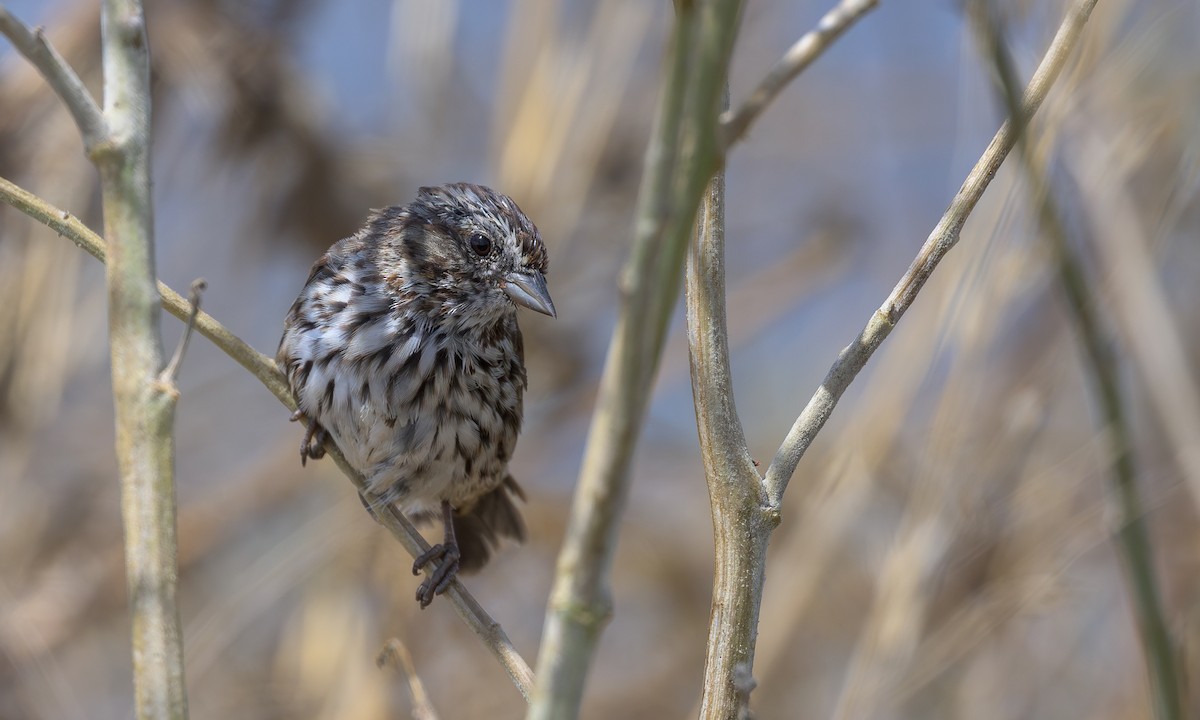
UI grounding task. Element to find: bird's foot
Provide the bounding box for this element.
[412,500,460,608]
[290,410,328,466]
[412,541,461,609]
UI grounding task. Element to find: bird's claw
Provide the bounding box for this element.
[412,542,461,609]
[292,411,328,466]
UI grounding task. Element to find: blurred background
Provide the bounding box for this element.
[1,0,1199,717]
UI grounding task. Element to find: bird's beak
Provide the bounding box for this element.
[502,270,556,318]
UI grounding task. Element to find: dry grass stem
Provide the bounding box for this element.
[1065,130,1200,522]
[377,638,441,720]
[970,4,1181,716]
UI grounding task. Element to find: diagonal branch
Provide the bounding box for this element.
[0,5,106,151]
[0,174,536,701]
[762,0,1101,507]
[719,0,879,149]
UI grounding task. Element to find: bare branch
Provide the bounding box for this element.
[0,5,106,151]
[719,0,879,149]
[0,174,536,702]
[763,0,1101,507]
[354,461,536,700]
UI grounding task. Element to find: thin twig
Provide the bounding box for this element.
[969,4,1181,717]
[0,174,536,702]
[0,5,106,151]
[160,278,206,384]
[719,0,879,149]
[526,2,744,718]
[0,174,293,405]
[762,0,1101,507]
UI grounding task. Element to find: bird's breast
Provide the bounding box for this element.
[300,321,524,506]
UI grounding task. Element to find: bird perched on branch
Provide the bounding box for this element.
[277,183,555,607]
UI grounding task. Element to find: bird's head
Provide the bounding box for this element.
[376,183,555,325]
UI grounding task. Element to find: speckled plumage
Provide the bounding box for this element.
[276,183,554,605]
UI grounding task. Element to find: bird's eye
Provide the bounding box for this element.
[468,233,493,257]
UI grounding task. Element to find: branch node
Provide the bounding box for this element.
[761,504,782,529]
[117,13,146,47]
[875,306,896,329]
[552,595,613,631]
[733,661,758,699]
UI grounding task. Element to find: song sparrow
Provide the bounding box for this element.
[276,183,555,608]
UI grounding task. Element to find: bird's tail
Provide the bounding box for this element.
[454,475,526,573]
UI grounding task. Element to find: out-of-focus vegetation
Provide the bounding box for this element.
[1,0,1198,718]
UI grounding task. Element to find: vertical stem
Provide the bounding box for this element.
[687,168,775,718]
[97,1,189,717]
[525,14,696,718]
[703,501,772,720]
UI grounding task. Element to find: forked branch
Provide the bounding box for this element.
[686,1,1102,717]
[763,0,1102,506]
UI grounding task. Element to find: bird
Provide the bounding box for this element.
[276,183,555,608]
